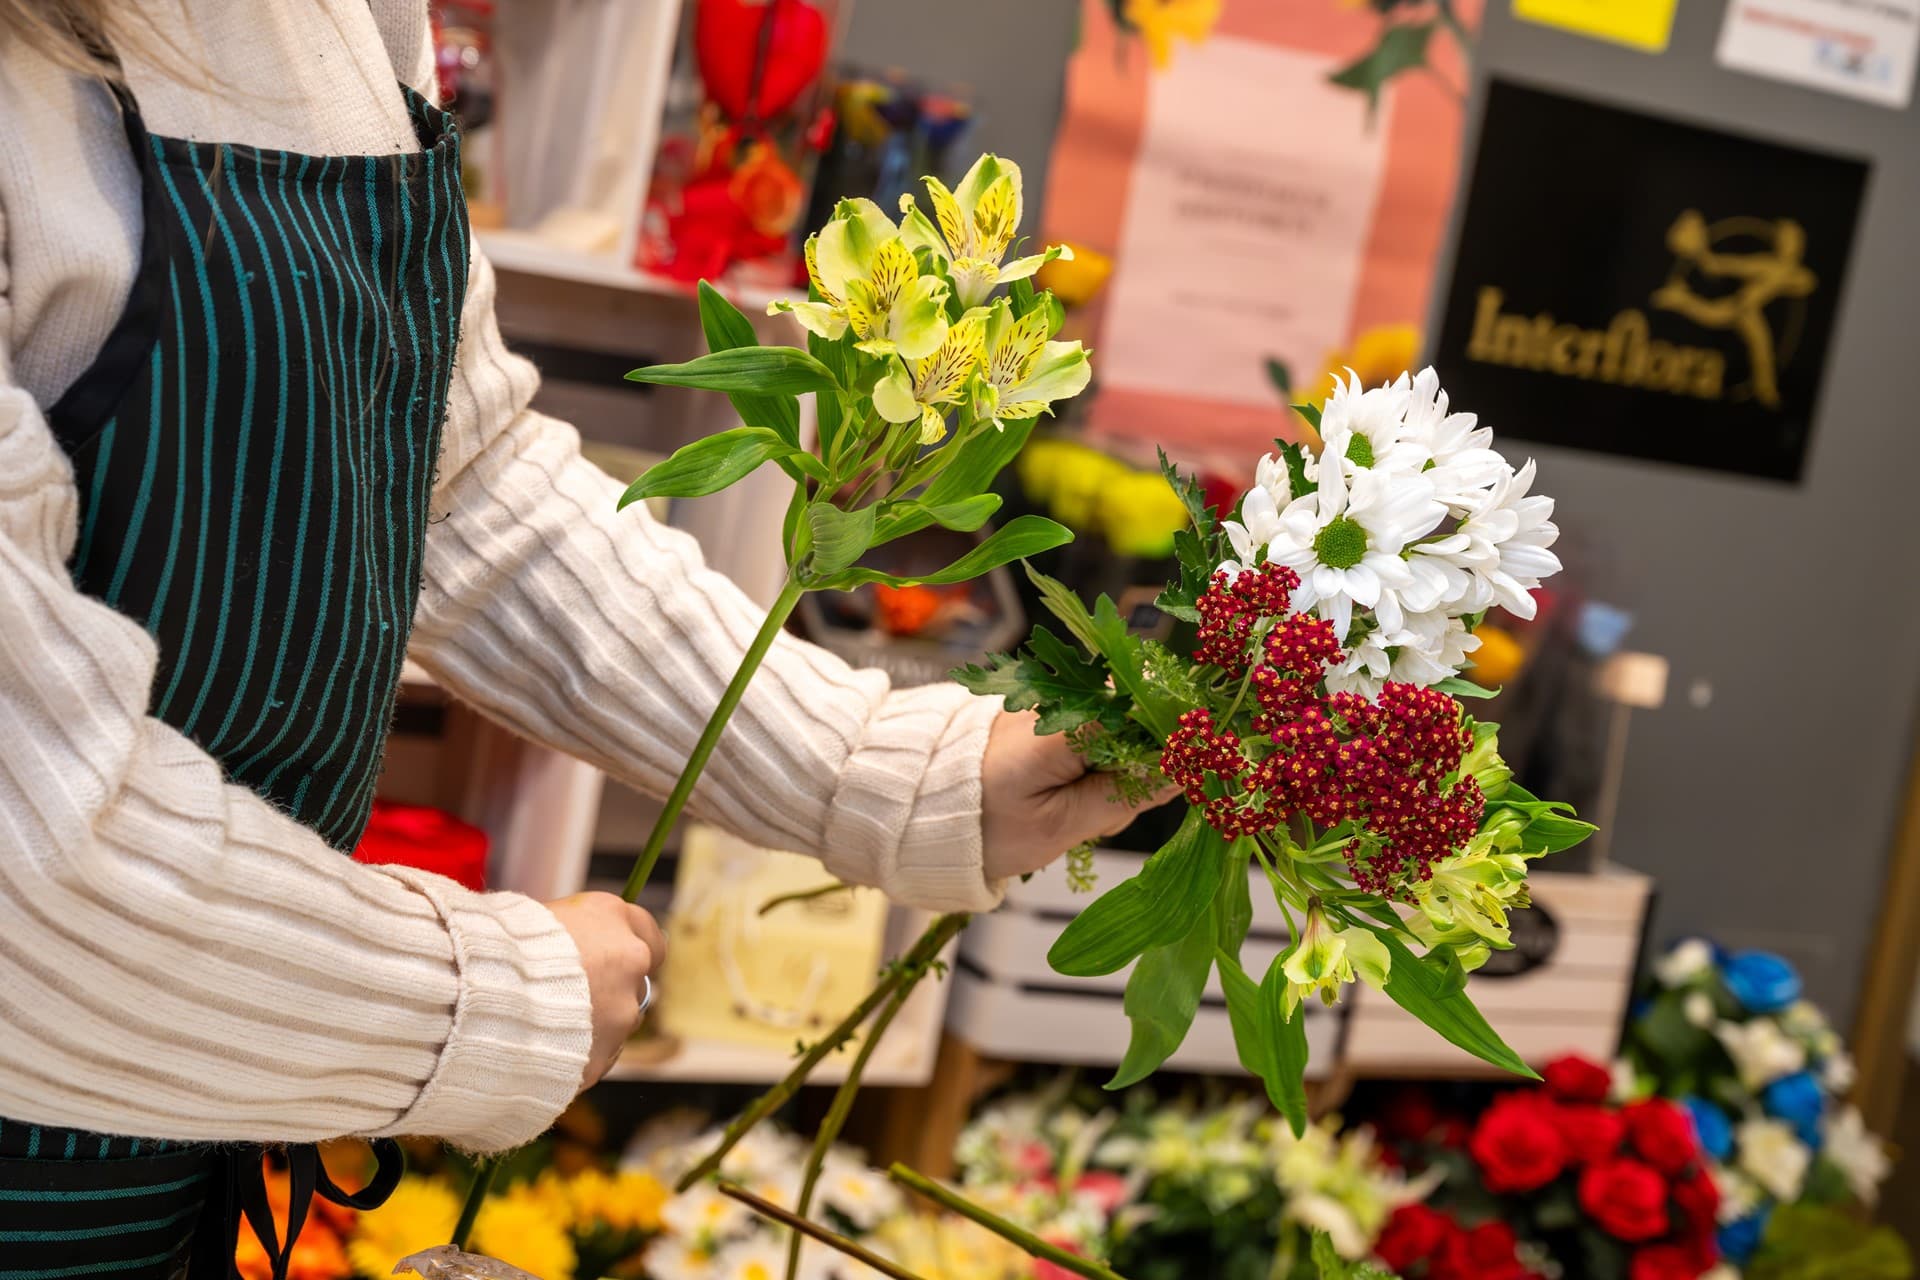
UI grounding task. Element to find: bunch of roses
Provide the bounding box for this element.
[1162,562,1486,895]
[1465,1055,1722,1280]
[1373,1205,1542,1280]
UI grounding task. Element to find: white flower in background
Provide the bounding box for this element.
[1822,1048,1858,1093]
[1684,991,1716,1028]
[661,1183,753,1248]
[1781,999,1829,1038]
[1700,1267,1742,1280]
[1823,1105,1892,1205]
[1287,1193,1371,1261]
[1717,1018,1808,1090]
[1267,461,1442,638]
[1736,1117,1811,1201]
[1609,1058,1645,1104]
[646,1236,720,1280]
[818,1155,902,1231]
[1656,938,1716,987]
[718,1125,802,1185]
[712,1234,830,1280]
[1712,1165,1764,1224]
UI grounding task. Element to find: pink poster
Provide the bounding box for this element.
[1041,0,1477,466]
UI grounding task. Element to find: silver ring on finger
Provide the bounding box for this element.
[637,974,654,1017]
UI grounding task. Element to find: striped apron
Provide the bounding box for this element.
[8,68,470,1279]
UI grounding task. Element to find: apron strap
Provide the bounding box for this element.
[202,1140,405,1280]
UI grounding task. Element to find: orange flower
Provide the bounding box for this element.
[235,1217,351,1280]
[729,144,805,237]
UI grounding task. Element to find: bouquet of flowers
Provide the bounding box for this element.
[1376,1056,1724,1280]
[958,368,1592,1131]
[1620,941,1907,1278]
[951,1084,1434,1280]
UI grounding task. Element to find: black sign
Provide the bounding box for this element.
[1433,80,1869,483]
[1477,901,1561,979]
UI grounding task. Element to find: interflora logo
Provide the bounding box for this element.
[1465,210,1818,407]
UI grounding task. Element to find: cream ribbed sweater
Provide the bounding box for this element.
[0,0,1001,1152]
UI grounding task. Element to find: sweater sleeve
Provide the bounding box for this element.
[0,208,592,1150]
[408,249,1006,913]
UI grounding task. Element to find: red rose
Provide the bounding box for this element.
[1672,1168,1720,1238]
[1630,1243,1709,1280]
[1624,1098,1701,1175]
[1470,1093,1569,1194]
[1554,1102,1627,1165]
[1467,1221,1519,1263]
[1579,1158,1671,1242]
[1380,1088,1441,1144]
[1375,1204,1457,1272]
[1544,1054,1614,1104]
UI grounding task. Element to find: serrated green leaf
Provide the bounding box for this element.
[697,282,802,451]
[1277,439,1316,500]
[627,345,841,395]
[1369,928,1537,1078]
[1026,566,1180,740]
[804,504,876,577]
[1049,808,1229,977]
[618,427,791,506]
[953,624,1123,736]
[1107,906,1213,1089]
[1329,21,1436,118]
[819,516,1070,589]
[1312,1229,1398,1280]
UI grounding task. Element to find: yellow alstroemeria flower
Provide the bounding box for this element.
[1410,839,1532,949]
[769,198,950,359]
[973,297,1091,429]
[899,154,1072,307]
[873,309,988,444]
[1280,904,1389,1016]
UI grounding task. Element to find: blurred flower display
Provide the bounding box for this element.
[1015,437,1194,560]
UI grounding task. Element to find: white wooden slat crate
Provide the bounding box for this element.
[948,849,1347,1078]
[1344,868,1654,1076]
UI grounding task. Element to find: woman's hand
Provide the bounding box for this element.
[543,892,666,1086]
[980,710,1175,882]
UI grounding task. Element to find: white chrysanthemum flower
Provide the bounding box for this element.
[646,1236,720,1280]
[1406,458,1559,620]
[712,1234,832,1280]
[1400,368,1507,509]
[1267,461,1442,638]
[1655,938,1716,987]
[1822,1105,1891,1204]
[1221,481,1284,579]
[1717,1018,1808,1090]
[817,1154,901,1230]
[1324,631,1394,699]
[1309,370,1428,481]
[1736,1117,1810,1201]
[660,1184,753,1249]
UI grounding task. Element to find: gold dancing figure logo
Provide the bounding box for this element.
[1652,211,1817,409]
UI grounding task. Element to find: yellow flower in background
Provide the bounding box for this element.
[471,1190,578,1280]
[1100,469,1189,559]
[1034,242,1113,309]
[1304,323,1423,410]
[1468,622,1523,686]
[345,1175,461,1277]
[1124,0,1224,68]
[871,1211,1028,1280]
[567,1168,670,1235]
[1016,437,1188,558]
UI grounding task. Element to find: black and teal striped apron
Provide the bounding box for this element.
[9,67,470,1280]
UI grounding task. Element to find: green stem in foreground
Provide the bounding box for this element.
[786,978,921,1280]
[888,1164,1132,1280]
[623,576,807,900]
[675,914,970,1192]
[449,1157,498,1250]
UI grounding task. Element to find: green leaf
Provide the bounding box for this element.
[626,345,840,395]
[872,494,1004,543]
[808,331,850,464]
[1026,566,1180,739]
[1523,811,1598,853]
[1292,403,1323,431]
[1216,841,1255,955]
[953,624,1124,736]
[803,503,877,577]
[1107,907,1214,1089]
[1369,929,1537,1078]
[1265,357,1292,397]
[618,427,791,506]
[1049,808,1229,977]
[1435,676,1499,700]
[1260,950,1312,1132]
[1277,439,1316,500]
[698,282,802,450]
[1312,1228,1398,1280]
[1750,1204,1914,1280]
[920,417,1038,508]
[780,481,808,560]
[1329,21,1436,118]
[819,515,1071,589]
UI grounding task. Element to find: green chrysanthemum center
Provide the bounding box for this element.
[1344,433,1375,468]
[1313,516,1369,570]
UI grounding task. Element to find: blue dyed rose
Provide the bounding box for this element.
[1763,1069,1826,1148]
[1681,1095,1733,1162]
[1719,1207,1771,1265]
[1722,950,1802,1014]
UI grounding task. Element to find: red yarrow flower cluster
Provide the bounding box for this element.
[1161,568,1484,894]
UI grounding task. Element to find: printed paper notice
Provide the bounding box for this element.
[1513,0,1679,52]
[1098,37,1387,411]
[1717,0,1920,108]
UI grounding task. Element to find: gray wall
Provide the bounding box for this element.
[1441,6,1920,1021]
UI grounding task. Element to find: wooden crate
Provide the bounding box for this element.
[1343,868,1654,1076]
[947,849,1347,1078]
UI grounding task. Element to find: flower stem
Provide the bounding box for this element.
[887,1164,1132,1280]
[622,576,807,901]
[449,1156,498,1249]
[719,1182,931,1280]
[675,914,969,1192]
[786,978,919,1280]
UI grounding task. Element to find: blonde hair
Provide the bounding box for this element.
[0,0,185,79]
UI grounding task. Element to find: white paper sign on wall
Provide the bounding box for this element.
[1716,0,1920,109]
